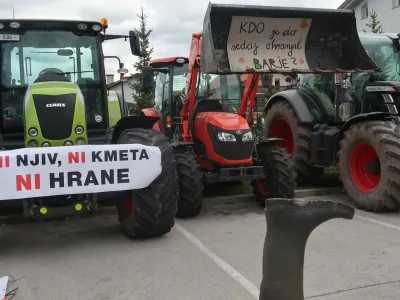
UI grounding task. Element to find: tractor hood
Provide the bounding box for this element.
[198,112,250,131]
[200,2,379,74]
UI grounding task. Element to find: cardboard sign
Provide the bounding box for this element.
[0,144,162,201]
[227,16,312,72]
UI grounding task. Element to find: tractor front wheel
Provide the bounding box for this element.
[264,101,323,184]
[252,146,297,207]
[175,148,204,218]
[338,121,400,212]
[116,128,178,238]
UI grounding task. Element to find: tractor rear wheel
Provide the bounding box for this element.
[264,101,322,184]
[174,148,204,218]
[252,146,297,207]
[116,128,178,238]
[338,120,400,212]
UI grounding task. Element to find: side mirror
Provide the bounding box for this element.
[142,66,155,89]
[57,49,74,56]
[129,30,141,57]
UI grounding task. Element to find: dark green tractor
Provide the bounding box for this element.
[0,19,178,238]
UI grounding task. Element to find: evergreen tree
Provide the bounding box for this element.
[364,9,384,34]
[127,7,155,115]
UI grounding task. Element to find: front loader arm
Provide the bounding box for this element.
[238,74,260,119]
[181,32,202,142]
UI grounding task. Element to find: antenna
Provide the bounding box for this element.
[12,7,15,19]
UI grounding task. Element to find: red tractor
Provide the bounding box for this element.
[141,3,381,216]
[141,37,296,217]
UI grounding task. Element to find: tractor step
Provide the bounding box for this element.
[24,200,94,220]
[205,165,264,184]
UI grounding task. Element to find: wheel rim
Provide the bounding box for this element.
[123,193,135,215]
[349,142,381,192]
[269,118,294,155]
[256,179,269,196]
[123,199,133,214]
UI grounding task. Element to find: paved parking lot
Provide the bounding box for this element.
[1,194,400,300]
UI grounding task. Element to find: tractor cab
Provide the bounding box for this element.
[297,32,400,123]
[148,56,243,139]
[0,19,140,149]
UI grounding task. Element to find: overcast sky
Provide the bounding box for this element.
[1,0,345,80]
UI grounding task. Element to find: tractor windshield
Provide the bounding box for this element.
[154,63,188,113]
[197,72,242,113]
[154,62,242,114]
[359,34,400,81]
[0,30,103,134]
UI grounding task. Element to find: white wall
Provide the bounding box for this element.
[108,80,135,104]
[352,0,400,33]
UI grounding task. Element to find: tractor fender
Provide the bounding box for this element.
[334,112,399,154]
[141,108,158,117]
[141,108,163,132]
[110,115,160,144]
[265,90,314,124]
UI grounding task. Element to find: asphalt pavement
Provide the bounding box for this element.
[1,194,400,300]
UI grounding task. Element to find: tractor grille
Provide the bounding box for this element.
[32,94,76,140]
[207,123,253,161]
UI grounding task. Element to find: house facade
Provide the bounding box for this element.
[338,0,400,33]
[107,75,136,104]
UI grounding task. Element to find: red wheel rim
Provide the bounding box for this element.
[269,118,294,155]
[123,199,133,214]
[349,142,381,192]
[256,180,269,196]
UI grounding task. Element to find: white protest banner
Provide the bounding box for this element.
[0,144,162,201]
[227,16,312,72]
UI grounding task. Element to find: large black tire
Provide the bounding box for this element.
[252,146,297,207]
[116,128,178,238]
[174,149,204,218]
[338,120,400,212]
[264,101,323,184]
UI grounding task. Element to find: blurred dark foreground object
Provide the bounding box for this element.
[259,198,355,300]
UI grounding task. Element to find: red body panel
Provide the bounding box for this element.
[194,112,253,165]
[149,57,189,69]
[141,108,162,131]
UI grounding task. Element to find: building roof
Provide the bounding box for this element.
[338,0,362,9]
[107,76,129,89]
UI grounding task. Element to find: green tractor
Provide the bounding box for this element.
[0,18,179,238]
[263,32,400,212]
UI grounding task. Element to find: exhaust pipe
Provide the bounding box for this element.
[259,198,355,300]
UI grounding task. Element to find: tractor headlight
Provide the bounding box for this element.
[28,140,38,147]
[78,23,87,30]
[64,141,73,146]
[28,127,38,137]
[42,142,51,147]
[0,23,4,30]
[242,131,253,142]
[92,24,102,31]
[76,138,86,145]
[217,132,236,142]
[9,22,20,29]
[75,125,84,135]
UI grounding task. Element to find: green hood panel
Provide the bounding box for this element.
[107,90,122,126]
[24,81,88,147]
